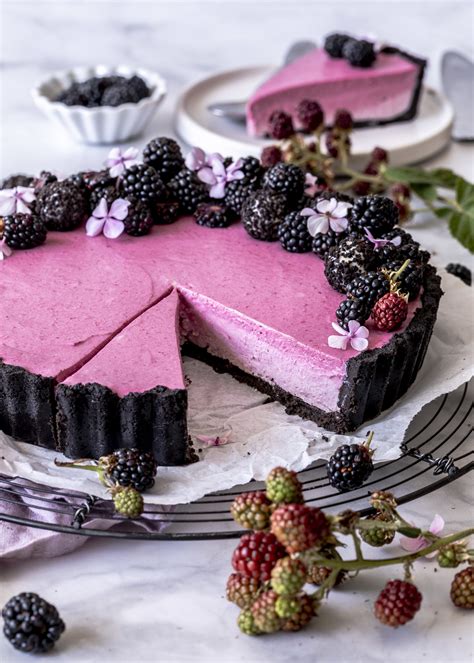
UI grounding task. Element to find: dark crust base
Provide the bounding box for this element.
[55,383,189,465]
[183,265,442,434]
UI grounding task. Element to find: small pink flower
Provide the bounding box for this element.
[328,320,369,352]
[0,238,13,261]
[301,197,352,236]
[86,198,130,239]
[196,433,232,447]
[197,154,244,199]
[364,227,402,249]
[0,186,36,216]
[105,147,140,178]
[400,514,445,558]
[304,173,320,198]
[185,147,209,172]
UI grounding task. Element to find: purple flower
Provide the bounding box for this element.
[0,186,36,216]
[185,147,210,172]
[301,197,352,236]
[328,320,369,352]
[400,514,445,559]
[304,173,321,198]
[85,198,130,239]
[364,227,402,249]
[197,154,244,199]
[195,433,231,447]
[0,238,13,261]
[105,147,140,178]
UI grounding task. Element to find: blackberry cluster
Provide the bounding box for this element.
[57,74,150,107]
[151,200,180,225]
[336,298,369,330]
[102,447,157,493]
[324,236,375,293]
[143,137,184,182]
[324,33,351,58]
[277,211,312,252]
[312,230,344,258]
[0,173,34,189]
[263,163,305,203]
[123,199,154,236]
[3,214,47,250]
[194,202,231,228]
[342,39,376,67]
[121,164,165,203]
[327,442,374,492]
[446,263,472,286]
[241,190,287,241]
[350,195,399,236]
[168,168,208,213]
[382,259,424,300]
[2,593,65,654]
[346,271,390,309]
[36,181,88,231]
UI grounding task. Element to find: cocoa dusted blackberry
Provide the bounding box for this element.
[3,213,47,250]
[242,189,287,241]
[336,298,370,330]
[36,181,88,231]
[263,163,305,203]
[143,137,185,183]
[101,447,157,493]
[121,164,165,203]
[194,202,232,228]
[312,230,345,258]
[342,39,376,68]
[34,170,58,193]
[2,592,65,654]
[324,33,351,58]
[324,236,376,293]
[277,211,313,253]
[346,271,390,309]
[168,168,208,213]
[151,200,180,225]
[350,195,399,236]
[0,173,34,189]
[123,199,154,236]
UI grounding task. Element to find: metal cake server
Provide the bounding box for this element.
[207,40,317,123]
[441,50,474,142]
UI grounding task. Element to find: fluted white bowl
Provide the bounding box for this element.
[32,65,167,145]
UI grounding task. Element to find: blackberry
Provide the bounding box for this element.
[123,199,154,236]
[2,592,65,654]
[382,259,424,301]
[113,486,144,518]
[260,146,282,168]
[312,230,344,258]
[224,181,255,217]
[241,189,287,241]
[151,200,180,225]
[226,573,261,610]
[168,168,208,214]
[350,195,399,235]
[446,263,472,286]
[36,181,88,231]
[346,271,390,308]
[263,163,305,203]
[450,566,474,609]
[0,173,34,189]
[324,236,376,293]
[278,211,312,252]
[313,190,354,206]
[327,441,374,492]
[90,183,120,209]
[127,75,150,100]
[121,164,165,203]
[336,298,370,330]
[374,580,422,627]
[34,170,58,193]
[194,202,231,228]
[343,39,376,68]
[143,137,184,183]
[324,32,351,58]
[296,99,324,132]
[101,447,157,492]
[3,214,47,250]
[268,110,294,140]
[334,109,353,131]
[230,491,272,530]
[359,514,396,547]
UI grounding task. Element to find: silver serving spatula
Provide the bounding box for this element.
[207,40,317,123]
[441,51,474,142]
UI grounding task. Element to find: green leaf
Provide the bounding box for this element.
[411,182,437,202]
[434,200,474,253]
[384,166,458,189]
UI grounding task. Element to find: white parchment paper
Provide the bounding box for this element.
[1,271,472,505]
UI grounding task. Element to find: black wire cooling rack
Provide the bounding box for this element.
[0,382,472,541]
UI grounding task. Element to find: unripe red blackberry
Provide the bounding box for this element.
[226,573,261,609]
[230,491,272,530]
[374,579,422,627]
[270,504,329,554]
[450,566,474,609]
[232,531,286,581]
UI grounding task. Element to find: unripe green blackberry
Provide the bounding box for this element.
[112,486,144,518]
[237,609,262,635]
[359,514,395,547]
[230,491,272,530]
[275,595,300,619]
[281,594,317,632]
[437,544,469,569]
[251,590,282,633]
[271,557,307,596]
[266,467,303,504]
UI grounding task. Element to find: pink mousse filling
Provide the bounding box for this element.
[247,48,420,136]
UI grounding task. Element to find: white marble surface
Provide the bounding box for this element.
[0,1,473,661]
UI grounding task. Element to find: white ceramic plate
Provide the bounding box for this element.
[175,65,454,167]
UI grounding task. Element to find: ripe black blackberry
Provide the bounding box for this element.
[123,199,154,236]
[239,156,264,187]
[342,39,376,67]
[90,183,120,209]
[143,137,185,183]
[263,163,305,204]
[324,32,351,58]
[241,190,287,241]
[382,259,424,301]
[446,263,472,286]
[127,75,150,100]
[224,181,255,217]
[3,214,47,250]
[0,173,34,189]
[350,195,399,236]
[278,211,313,252]
[101,447,157,493]
[36,181,88,231]
[336,298,370,330]
[168,168,208,213]
[151,200,180,225]
[102,83,138,107]
[327,438,374,492]
[324,236,376,293]
[33,170,58,193]
[312,230,345,259]
[194,202,231,228]
[312,190,354,206]
[2,592,65,654]
[121,164,165,203]
[346,271,390,309]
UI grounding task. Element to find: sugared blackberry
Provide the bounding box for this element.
[151,200,180,225]
[36,181,88,231]
[143,137,185,183]
[312,230,345,258]
[324,236,376,293]
[324,33,351,58]
[101,447,157,492]
[382,259,424,301]
[0,173,34,189]
[241,189,287,241]
[296,99,324,132]
[123,199,154,236]
[224,181,255,217]
[168,168,208,214]
[263,163,305,203]
[350,195,399,236]
[327,440,374,492]
[343,39,376,68]
[336,298,370,330]
[3,214,47,250]
[194,202,231,228]
[446,263,472,286]
[121,164,165,203]
[2,592,65,654]
[346,271,390,309]
[278,211,312,252]
[33,170,58,193]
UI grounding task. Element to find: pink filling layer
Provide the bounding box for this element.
[247,48,420,136]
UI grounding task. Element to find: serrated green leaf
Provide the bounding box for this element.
[411,182,437,202]
[384,166,458,189]
[456,177,474,208]
[434,205,474,253]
